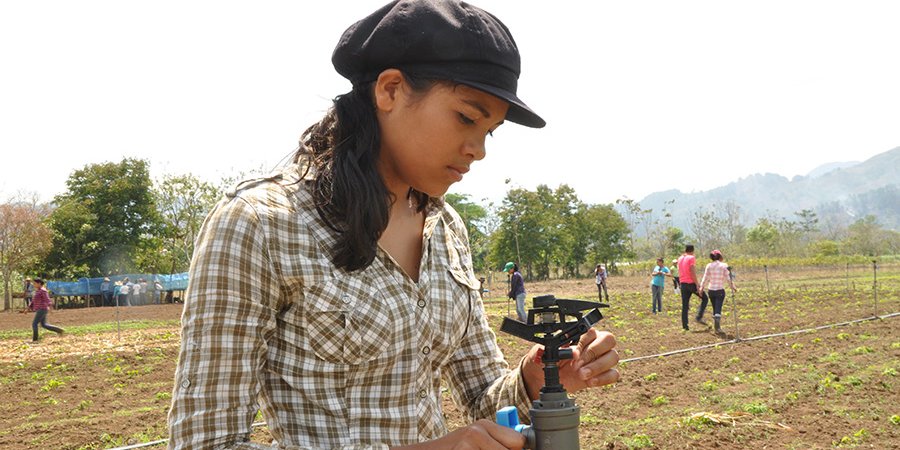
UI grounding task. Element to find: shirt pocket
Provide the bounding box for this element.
[301,273,408,365]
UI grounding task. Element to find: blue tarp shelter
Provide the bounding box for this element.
[47,273,189,296]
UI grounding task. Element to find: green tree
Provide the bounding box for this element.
[579,203,630,270]
[490,185,628,280]
[615,197,650,255]
[444,193,488,271]
[491,187,549,279]
[154,174,221,274]
[0,197,53,310]
[42,158,162,277]
[843,215,884,256]
[688,201,744,252]
[746,218,778,257]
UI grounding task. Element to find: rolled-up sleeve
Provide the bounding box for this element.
[444,294,533,426]
[168,196,282,449]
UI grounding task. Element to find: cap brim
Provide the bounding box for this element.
[457,80,546,128]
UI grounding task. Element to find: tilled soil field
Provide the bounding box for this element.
[1,267,898,449]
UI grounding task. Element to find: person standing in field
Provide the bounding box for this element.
[119,278,131,306]
[595,263,609,302]
[650,257,671,314]
[506,261,527,322]
[677,244,703,331]
[168,1,620,448]
[698,250,737,334]
[131,278,143,306]
[100,277,113,307]
[23,277,35,311]
[30,278,64,342]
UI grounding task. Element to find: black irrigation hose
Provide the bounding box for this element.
[110,313,900,450]
[622,311,900,363]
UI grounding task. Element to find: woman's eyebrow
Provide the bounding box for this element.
[462,99,491,119]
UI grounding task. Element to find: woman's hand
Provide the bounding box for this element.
[394,419,525,449]
[521,328,619,399]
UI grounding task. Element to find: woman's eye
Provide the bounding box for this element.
[458,113,475,125]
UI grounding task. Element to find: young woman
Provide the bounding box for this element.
[168,1,619,449]
[698,250,737,334]
[29,278,65,342]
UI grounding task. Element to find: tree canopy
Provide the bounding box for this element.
[41,158,162,277]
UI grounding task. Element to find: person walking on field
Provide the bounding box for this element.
[677,244,703,331]
[595,264,609,302]
[698,250,737,334]
[506,261,527,322]
[650,258,671,314]
[30,278,64,342]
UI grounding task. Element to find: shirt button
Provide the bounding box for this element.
[341,294,351,304]
[419,389,428,399]
[181,379,191,389]
[422,346,430,355]
[417,299,426,308]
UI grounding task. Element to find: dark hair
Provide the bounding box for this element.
[685,244,695,253]
[709,252,719,261]
[33,278,45,285]
[295,71,436,272]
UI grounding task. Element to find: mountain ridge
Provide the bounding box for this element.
[636,147,900,232]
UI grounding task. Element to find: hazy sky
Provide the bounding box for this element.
[3,0,899,207]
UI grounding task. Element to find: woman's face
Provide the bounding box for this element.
[375,71,509,198]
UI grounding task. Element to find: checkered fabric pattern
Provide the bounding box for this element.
[30,288,52,310]
[168,164,532,449]
[700,261,733,291]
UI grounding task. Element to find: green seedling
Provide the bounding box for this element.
[742,402,768,414]
[623,434,653,449]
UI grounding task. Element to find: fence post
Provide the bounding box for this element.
[731,289,740,342]
[846,262,850,294]
[764,264,771,301]
[872,260,878,318]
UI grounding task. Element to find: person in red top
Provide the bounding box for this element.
[30,278,65,342]
[676,244,704,331]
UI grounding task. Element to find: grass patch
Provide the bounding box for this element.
[0,319,181,340]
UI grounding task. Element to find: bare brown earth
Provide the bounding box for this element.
[1,266,898,449]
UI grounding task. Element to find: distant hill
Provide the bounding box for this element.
[805,160,859,179]
[637,147,900,233]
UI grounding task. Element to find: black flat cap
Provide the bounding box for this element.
[332,0,545,128]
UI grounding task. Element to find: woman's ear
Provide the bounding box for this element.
[374,68,405,112]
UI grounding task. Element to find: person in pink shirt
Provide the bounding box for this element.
[30,278,65,342]
[676,244,703,331]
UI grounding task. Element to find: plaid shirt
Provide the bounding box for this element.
[30,288,51,310]
[700,261,733,291]
[168,164,531,449]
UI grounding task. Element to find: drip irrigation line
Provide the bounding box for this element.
[109,422,267,450]
[109,313,900,450]
[622,311,899,364]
